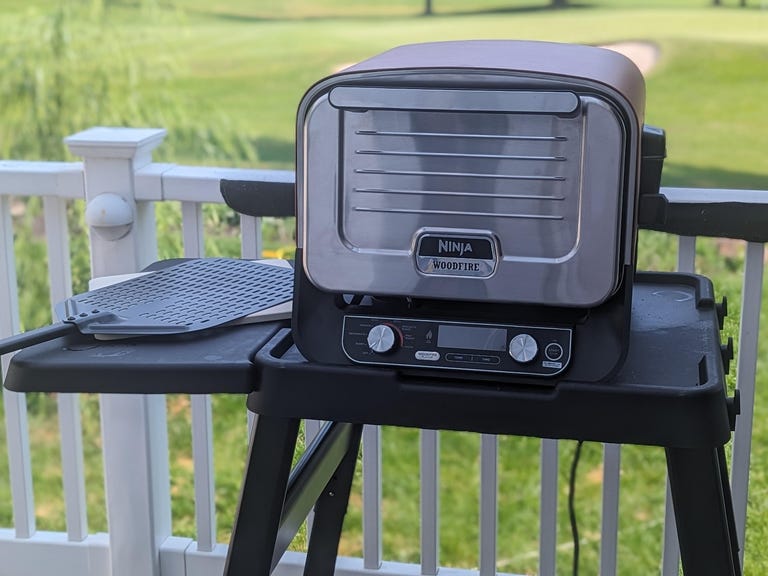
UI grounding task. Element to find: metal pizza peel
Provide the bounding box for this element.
[0,258,293,355]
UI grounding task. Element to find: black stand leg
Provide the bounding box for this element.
[303,424,363,575]
[666,446,742,576]
[224,416,301,576]
[224,418,362,576]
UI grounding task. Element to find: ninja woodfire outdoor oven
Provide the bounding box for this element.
[292,39,665,384]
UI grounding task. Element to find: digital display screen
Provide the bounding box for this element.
[437,325,507,351]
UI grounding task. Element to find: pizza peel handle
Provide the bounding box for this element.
[0,323,78,356]
[0,309,121,356]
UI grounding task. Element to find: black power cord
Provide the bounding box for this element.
[568,440,585,576]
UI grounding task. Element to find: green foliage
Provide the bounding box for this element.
[2,5,155,159]
[13,198,51,329]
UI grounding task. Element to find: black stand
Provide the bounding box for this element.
[238,272,741,576]
[224,417,362,576]
[2,272,742,575]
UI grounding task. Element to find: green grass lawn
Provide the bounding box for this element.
[1,1,768,574]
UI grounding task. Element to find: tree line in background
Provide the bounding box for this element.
[422,0,753,14]
[423,0,568,13]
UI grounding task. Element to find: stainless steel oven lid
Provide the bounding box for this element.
[296,40,644,308]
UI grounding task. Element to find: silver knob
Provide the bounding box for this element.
[367,324,397,354]
[509,333,538,363]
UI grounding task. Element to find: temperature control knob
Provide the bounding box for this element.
[509,333,538,364]
[367,324,398,354]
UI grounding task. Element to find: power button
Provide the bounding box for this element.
[544,343,564,362]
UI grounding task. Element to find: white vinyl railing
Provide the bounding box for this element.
[0,127,765,576]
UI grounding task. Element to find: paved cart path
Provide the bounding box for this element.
[601,41,660,75]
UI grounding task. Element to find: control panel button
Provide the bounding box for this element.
[474,355,501,365]
[509,333,538,364]
[544,342,564,362]
[367,324,398,354]
[415,350,440,361]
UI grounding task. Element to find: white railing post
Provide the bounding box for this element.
[180,200,219,554]
[731,241,765,564]
[599,443,621,576]
[362,425,383,570]
[43,195,89,542]
[66,127,171,576]
[479,435,498,576]
[420,429,439,576]
[661,234,698,575]
[0,195,36,540]
[539,439,559,576]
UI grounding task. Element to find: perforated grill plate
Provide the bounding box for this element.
[55,259,293,335]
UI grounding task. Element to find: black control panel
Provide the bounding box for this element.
[342,315,572,377]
